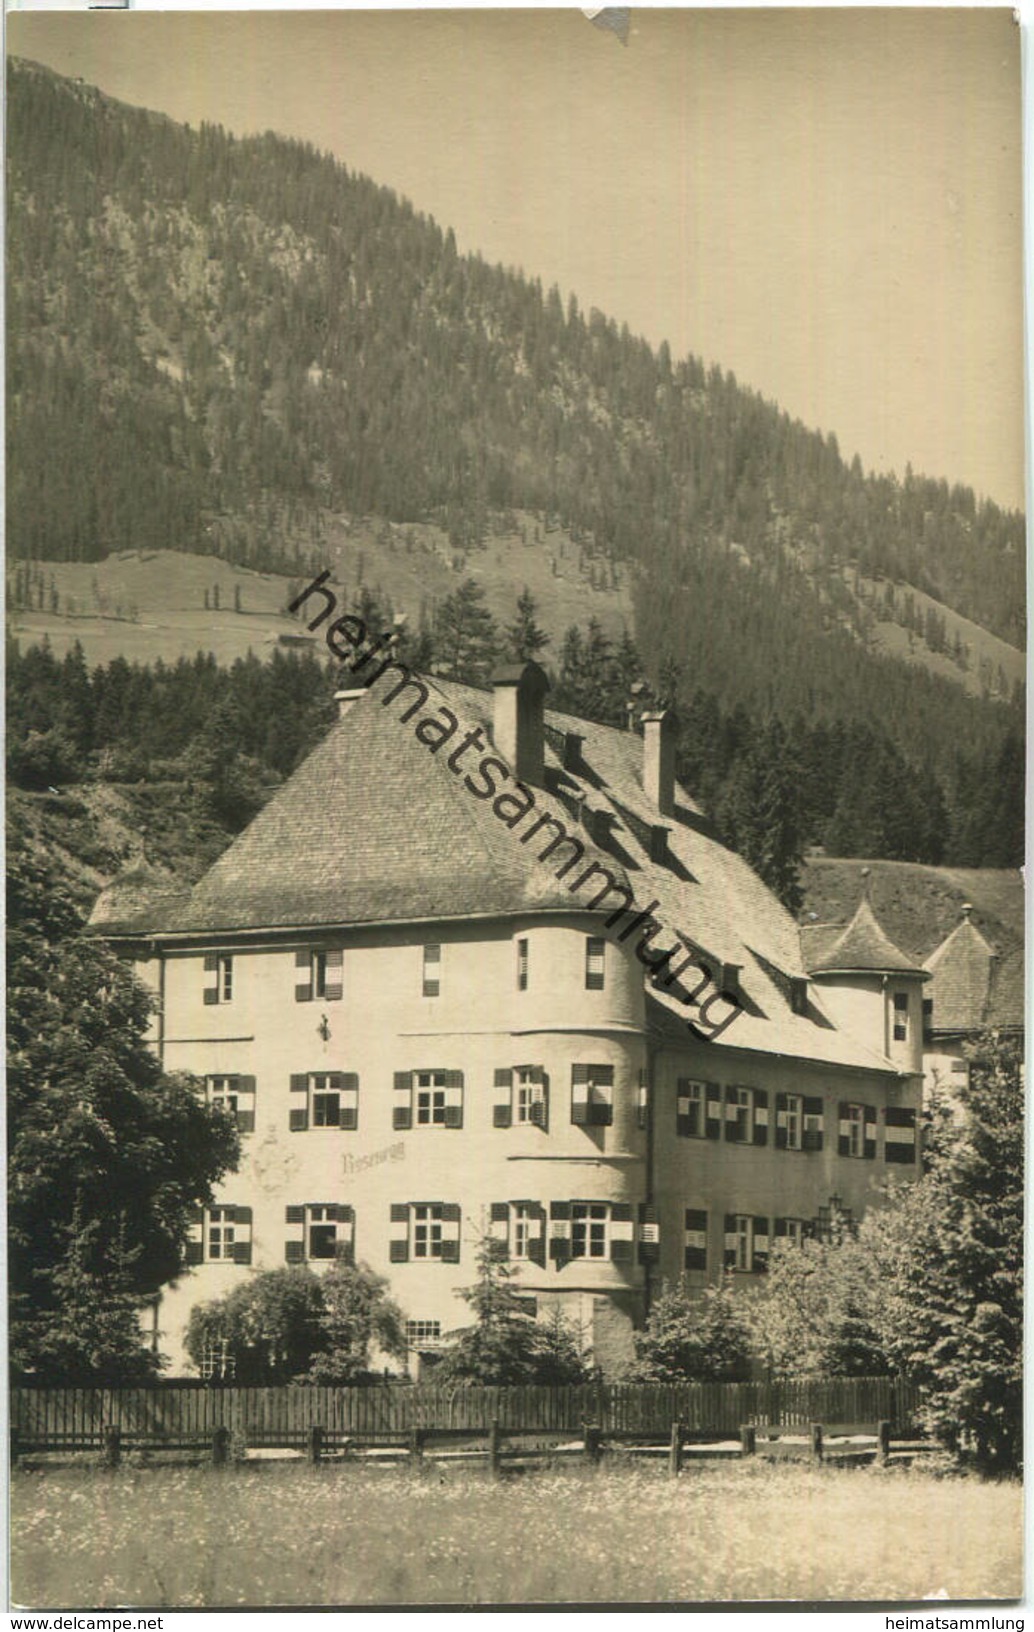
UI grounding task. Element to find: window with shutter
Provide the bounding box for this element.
[676,1079,705,1138]
[572,1201,609,1259]
[571,1064,613,1127]
[892,990,909,1042]
[204,952,233,1005]
[389,1203,410,1262]
[295,948,313,1003]
[802,1096,824,1151]
[839,1103,866,1158]
[774,1217,805,1248]
[510,1201,544,1262]
[526,1203,548,1267]
[752,1089,769,1147]
[489,1201,510,1252]
[516,938,529,992]
[884,1105,917,1165]
[207,1074,257,1134]
[636,1067,649,1130]
[440,1202,462,1263]
[863,1105,878,1161]
[723,1213,738,1271]
[516,1066,547,1129]
[233,1206,253,1265]
[684,1208,707,1271]
[752,1216,770,1271]
[443,1071,464,1129]
[725,1085,752,1143]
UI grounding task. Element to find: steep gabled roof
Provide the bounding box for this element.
[90,672,903,1073]
[805,897,927,978]
[924,913,1023,1034]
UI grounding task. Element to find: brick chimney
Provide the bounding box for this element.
[491,662,549,786]
[641,710,676,815]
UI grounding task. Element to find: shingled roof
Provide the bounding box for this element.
[90,671,903,1074]
[924,912,1024,1034]
[805,898,927,978]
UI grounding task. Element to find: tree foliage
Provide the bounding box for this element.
[8,843,240,1382]
[745,1217,891,1379]
[624,1276,752,1383]
[431,1239,591,1386]
[184,1257,408,1385]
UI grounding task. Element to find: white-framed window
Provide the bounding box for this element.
[803,1101,824,1149]
[198,1339,236,1382]
[422,944,441,998]
[723,1213,770,1273]
[676,1079,705,1138]
[725,1085,769,1145]
[838,1102,876,1159]
[585,935,606,991]
[517,937,529,992]
[493,1066,548,1128]
[489,1200,547,1264]
[185,1204,252,1266]
[775,1217,806,1249]
[389,1202,461,1263]
[295,948,343,1003]
[393,1069,463,1130]
[203,952,234,1005]
[285,1202,354,1263]
[571,1063,614,1127]
[206,1074,256,1133]
[549,1200,635,1264]
[289,1072,359,1131]
[892,991,909,1042]
[572,1201,608,1259]
[405,1319,443,1349]
[777,1092,823,1151]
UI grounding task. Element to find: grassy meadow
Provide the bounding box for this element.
[11,1459,1023,1608]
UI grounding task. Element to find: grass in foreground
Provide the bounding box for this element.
[10,1459,1022,1609]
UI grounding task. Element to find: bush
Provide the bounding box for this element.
[624,1276,752,1383]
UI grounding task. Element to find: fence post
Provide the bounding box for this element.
[810,1422,823,1463]
[583,1423,602,1464]
[669,1419,683,1478]
[308,1425,324,1465]
[212,1426,231,1467]
[488,1420,502,1477]
[103,1425,121,1469]
[409,1428,424,1461]
[740,1423,756,1459]
[876,1420,891,1466]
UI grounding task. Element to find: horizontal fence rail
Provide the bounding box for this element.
[11,1377,921,1452]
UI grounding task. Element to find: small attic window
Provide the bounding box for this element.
[562,733,583,770]
[790,978,808,1015]
[719,963,741,1000]
[649,826,669,864]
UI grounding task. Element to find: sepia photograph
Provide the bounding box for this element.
[5,5,1026,1611]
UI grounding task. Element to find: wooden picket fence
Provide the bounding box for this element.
[11,1376,921,1458]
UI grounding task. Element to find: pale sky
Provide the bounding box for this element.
[7,7,1025,510]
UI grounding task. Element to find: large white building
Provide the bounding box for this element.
[91,658,924,1375]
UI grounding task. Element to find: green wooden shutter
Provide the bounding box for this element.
[530,1067,548,1130]
[324,947,344,1003]
[638,1202,660,1264]
[340,1072,359,1131]
[236,1075,256,1134]
[285,1241,305,1264]
[440,1202,461,1262]
[295,948,313,1003]
[863,1105,878,1161]
[752,1088,768,1147]
[752,1216,770,1271]
[443,1070,464,1129]
[684,1208,707,1271]
[609,1200,634,1262]
[393,1071,412,1130]
[233,1206,253,1265]
[570,1064,590,1126]
[723,1213,738,1271]
[389,1202,409,1262]
[549,1200,572,1263]
[527,1203,547,1267]
[289,1105,309,1132]
[285,1205,305,1224]
[705,1082,722,1140]
[493,1067,513,1128]
[774,1092,788,1150]
[884,1105,917,1165]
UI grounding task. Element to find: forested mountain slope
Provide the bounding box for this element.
[5,57,1025,882]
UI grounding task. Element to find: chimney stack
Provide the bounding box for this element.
[491,662,549,786]
[641,710,676,816]
[334,689,367,721]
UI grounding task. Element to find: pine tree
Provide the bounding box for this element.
[433,578,498,684]
[504,587,550,662]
